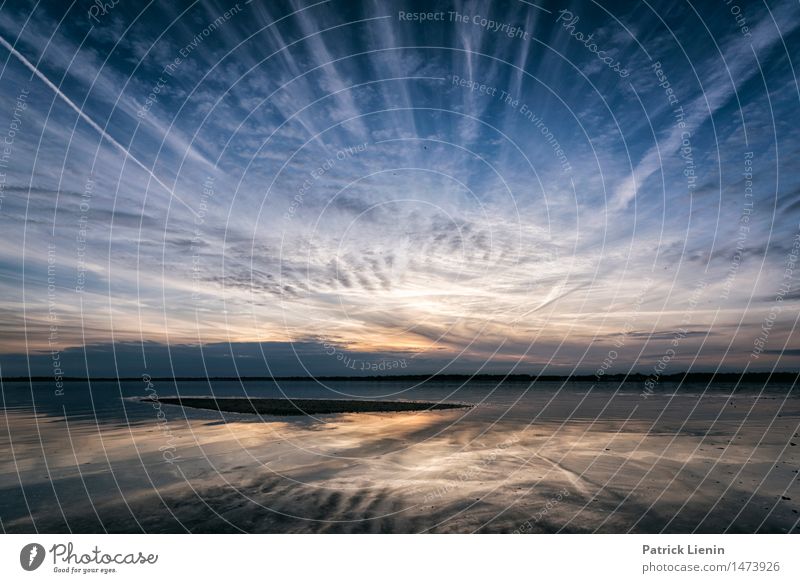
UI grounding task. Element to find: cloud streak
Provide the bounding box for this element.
[0,0,798,375]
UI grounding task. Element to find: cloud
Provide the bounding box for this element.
[0,0,797,373]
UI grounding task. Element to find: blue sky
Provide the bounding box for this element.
[0,0,798,377]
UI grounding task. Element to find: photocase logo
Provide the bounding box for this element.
[20,543,46,571]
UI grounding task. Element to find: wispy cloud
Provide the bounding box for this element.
[0,0,798,374]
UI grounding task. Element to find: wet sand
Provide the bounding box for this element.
[1,384,798,533]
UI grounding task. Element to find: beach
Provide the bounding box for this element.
[0,379,797,533]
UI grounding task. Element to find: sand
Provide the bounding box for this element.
[151,397,470,416]
[2,381,798,533]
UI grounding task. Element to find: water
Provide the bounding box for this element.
[1,379,798,533]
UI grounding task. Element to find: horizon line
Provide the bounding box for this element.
[2,371,799,383]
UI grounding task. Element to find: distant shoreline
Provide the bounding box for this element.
[3,372,798,383]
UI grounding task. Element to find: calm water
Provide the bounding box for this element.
[4,377,795,421]
[1,379,798,533]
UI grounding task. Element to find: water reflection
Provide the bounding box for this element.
[1,380,798,532]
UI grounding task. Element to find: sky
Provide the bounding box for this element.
[0,0,798,377]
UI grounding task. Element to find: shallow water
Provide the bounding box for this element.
[1,379,798,532]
